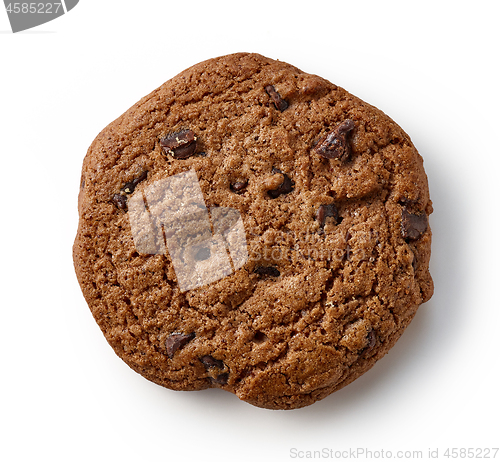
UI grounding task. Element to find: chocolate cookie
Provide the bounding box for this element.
[73,53,433,410]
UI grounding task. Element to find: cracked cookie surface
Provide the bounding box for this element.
[73,52,433,410]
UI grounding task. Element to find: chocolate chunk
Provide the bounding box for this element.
[253,331,268,343]
[172,143,197,159]
[122,182,135,194]
[360,329,377,358]
[401,208,428,240]
[212,373,229,385]
[366,329,376,350]
[230,180,248,193]
[160,129,196,150]
[254,266,280,277]
[265,85,288,112]
[200,356,229,385]
[160,129,197,159]
[313,119,355,161]
[165,332,195,359]
[122,171,148,194]
[316,204,340,229]
[112,171,148,209]
[112,193,127,210]
[268,168,294,199]
[200,355,224,369]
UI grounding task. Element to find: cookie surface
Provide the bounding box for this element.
[73,52,433,410]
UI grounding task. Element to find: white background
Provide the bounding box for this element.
[1,1,499,461]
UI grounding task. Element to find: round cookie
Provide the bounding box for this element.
[73,53,433,410]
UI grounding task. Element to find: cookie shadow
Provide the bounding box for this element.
[279,142,465,420]
[169,149,463,420]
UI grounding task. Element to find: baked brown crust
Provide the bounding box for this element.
[73,53,433,410]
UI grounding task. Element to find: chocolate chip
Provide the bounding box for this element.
[194,247,211,261]
[313,119,355,161]
[268,168,294,199]
[211,373,229,385]
[316,204,340,229]
[253,331,268,343]
[112,193,127,210]
[200,355,224,370]
[401,208,428,240]
[174,143,197,159]
[112,171,148,209]
[122,170,148,194]
[361,329,377,357]
[254,266,280,277]
[160,129,197,159]
[265,85,288,112]
[200,356,230,385]
[165,332,195,359]
[230,180,248,193]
